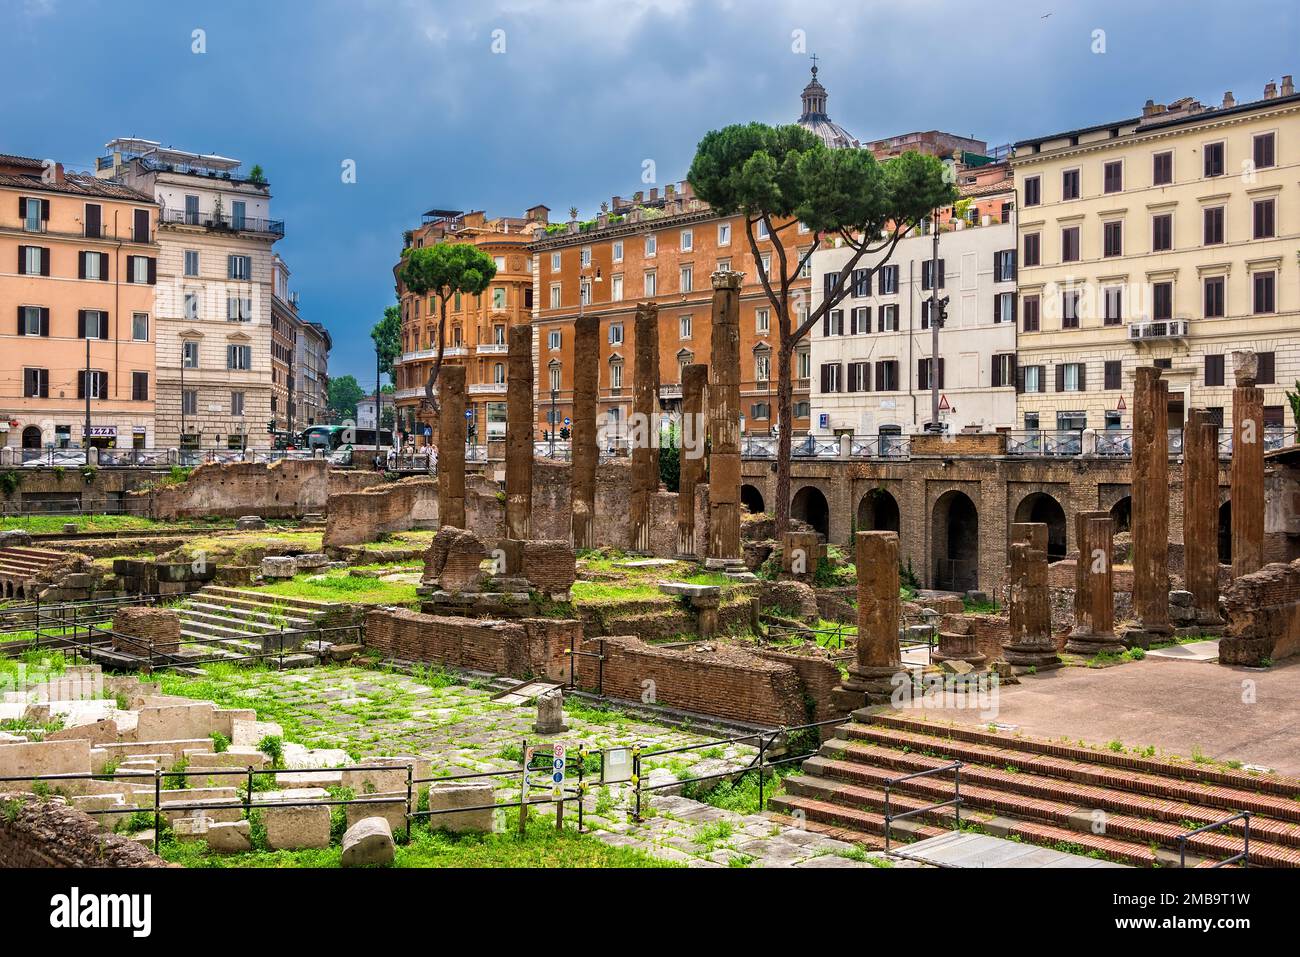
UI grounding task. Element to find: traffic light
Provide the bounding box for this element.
[935,296,950,328]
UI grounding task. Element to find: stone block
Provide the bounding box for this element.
[205,819,252,854]
[341,816,395,868]
[260,556,297,580]
[263,804,331,850]
[343,791,408,833]
[236,515,267,531]
[426,782,495,834]
[112,607,181,655]
[294,552,330,571]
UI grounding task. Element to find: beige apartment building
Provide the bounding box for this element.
[1012,77,1300,442]
[0,154,159,452]
[96,139,282,449]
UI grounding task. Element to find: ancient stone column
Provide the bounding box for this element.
[505,325,534,543]
[629,302,660,554]
[437,364,466,529]
[838,531,903,704]
[676,363,708,558]
[1002,522,1059,666]
[1183,409,1222,624]
[1130,366,1171,641]
[1066,511,1123,654]
[570,314,599,550]
[1231,351,1265,579]
[706,270,743,570]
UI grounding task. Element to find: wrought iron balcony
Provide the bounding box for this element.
[161,208,285,236]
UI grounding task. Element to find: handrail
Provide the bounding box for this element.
[1177,811,1251,868]
[883,760,963,853]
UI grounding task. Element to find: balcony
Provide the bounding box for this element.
[468,382,508,395]
[1128,318,1190,341]
[659,384,684,400]
[160,208,285,237]
[476,343,509,355]
[398,347,467,363]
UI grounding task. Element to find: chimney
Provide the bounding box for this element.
[1222,91,1236,108]
[1264,81,1277,99]
[53,162,65,185]
[648,187,658,202]
[1283,75,1295,96]
[1142,99,1157,117]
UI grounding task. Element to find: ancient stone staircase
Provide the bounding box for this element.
[0,546,70,600]
[769,711,1300,867]
[173,585,335,668]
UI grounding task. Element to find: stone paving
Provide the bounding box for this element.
[165,663,901,867]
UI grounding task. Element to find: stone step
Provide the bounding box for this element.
[802,754,1295,866]
[843,720,1300,824]
[179,609,313,638]
[864,711,1300,799]
[177,640,316,670]
[192,586,336,616]
[818,739,1300,850]
[181,602,315,631]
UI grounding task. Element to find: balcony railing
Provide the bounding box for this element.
[468,382,507,395]
[476,343,509,355]
[160,208,285,236]
[1005,430,1083,457]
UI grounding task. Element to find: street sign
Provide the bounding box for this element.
[464,409,473,419]
[563,417,571,427]
[938,394,951,412]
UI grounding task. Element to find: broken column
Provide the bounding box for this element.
[676,362,708,558]
[706,270,743,571]
[1065,511,1123,655]
[504,324,534,543]
[630,302,660,554]
[437,364,466,529]
[570,313,599,550]
[1231,350,1265,579]
[835,531,903,706]
[1129,365,1172,643]
[1002,523,1059,667]
[1183,408,1222,625]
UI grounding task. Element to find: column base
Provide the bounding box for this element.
[704,557,746,573]
[1120,624,1174,649]
[1000,643,1061,667]
[1064,630,1126,656]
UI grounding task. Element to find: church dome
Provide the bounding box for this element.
[796,64,860,150]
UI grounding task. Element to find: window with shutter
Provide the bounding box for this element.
[1258,352,1275,385]
[1104,360,1122,390]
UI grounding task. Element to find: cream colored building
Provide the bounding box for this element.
[96,139,281,449]
[1012,78,1300,442]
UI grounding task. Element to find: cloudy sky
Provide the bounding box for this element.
[3,0,1296,385]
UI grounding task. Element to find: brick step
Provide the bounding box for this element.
[864,711,1300,799]
[191,586,334,617]
[762,811,892,850]
[805,754,1294,866]
[820,738,1300,850]
[844,720,1300,824]
[0,547,68,562]
[766,790,946,845]
[0,558,56,574]
[778,775,1180,867]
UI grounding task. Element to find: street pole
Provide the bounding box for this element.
[550,388,557,457]
[180,343,186,449]
[928,209,941,433]
[83,331,91,449]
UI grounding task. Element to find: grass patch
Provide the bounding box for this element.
[251,573,419,606]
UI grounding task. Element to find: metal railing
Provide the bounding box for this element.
[1005,430,1083,457]
[1176,812,1251,868]
[160,208,285,236]
[0,593,158,644]
[883,761,963,853]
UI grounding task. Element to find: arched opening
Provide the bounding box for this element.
[21,426,42,449]
[1109,496,1132,534]
[740,484,765,515]
[932,490,979,592]
[858,488,900,533]
[790,485,830,538]
[1014,492,1068,560]
[1218,500,1232,566]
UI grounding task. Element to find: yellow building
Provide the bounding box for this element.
[1012,76,1299,443]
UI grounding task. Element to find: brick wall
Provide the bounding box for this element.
[364,608,530,674]
[752,648,845,723]
[0,792,173,868]
[575,635,807,727]
[143,459,332,520]
[323,478,438,548]
[1220,559,1300,666]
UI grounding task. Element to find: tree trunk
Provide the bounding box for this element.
[775,317,795,538]
[423,296,448,415]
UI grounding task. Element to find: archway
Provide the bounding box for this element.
[1015,492,1068,560]
[740,484,766,515]
[1109,496,1132,534]
[1218,501,1232,566]
[790,485,830,538]
[858,488,900,533]
[21,426,42,449]
[932,490,979,592]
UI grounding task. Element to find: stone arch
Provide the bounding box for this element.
[1109,495,1132,534]
[740,484,765,515]
[1218,500,1232,566]
[1014,491,1068,560]
[932,489,979,592]
[858,487,900,533]
[21,425,42,449]
[790,485,830,538]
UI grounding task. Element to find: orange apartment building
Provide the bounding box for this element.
[530,184,814,441]
[0,154,159,452]
[393,207,547,446]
